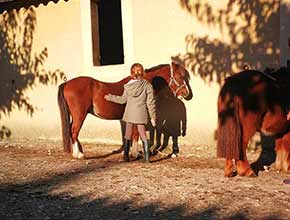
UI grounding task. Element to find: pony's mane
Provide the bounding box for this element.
[221,70,262,98]
[270,66,290,83]
[145,64,168,73]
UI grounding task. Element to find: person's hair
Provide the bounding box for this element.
[130,63,144,79]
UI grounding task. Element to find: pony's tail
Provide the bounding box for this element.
[58,83,72,153]
[217,97,242,160]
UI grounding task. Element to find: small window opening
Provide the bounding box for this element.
[91,0,124,66]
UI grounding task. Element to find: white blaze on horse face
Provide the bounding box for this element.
[72,142,84,159]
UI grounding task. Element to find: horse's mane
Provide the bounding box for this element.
[220,67,290,114]
[145,64,168,73]
[221,70,263,97]
[270,66,290,84]
[145,63,191,81]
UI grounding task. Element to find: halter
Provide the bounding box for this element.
[168,63,188,96]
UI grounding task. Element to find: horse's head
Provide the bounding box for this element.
[169,62,193,100]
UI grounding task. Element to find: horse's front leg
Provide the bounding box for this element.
[275,133,290,172]
[224,159,235,177]
[72,139,85,159]
[71,114,86,159]
[236,150,256,177]
[236,115,258,177]
[261,105,290,172]
[236,130,257,177]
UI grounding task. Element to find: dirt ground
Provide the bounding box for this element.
[0,138,290,220]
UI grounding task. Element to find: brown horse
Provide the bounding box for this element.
[58,62,191,159]
[217,67,290,177]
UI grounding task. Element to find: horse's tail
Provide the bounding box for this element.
[217,94,242,160]
[57,83,72,153]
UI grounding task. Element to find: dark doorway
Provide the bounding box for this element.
[91,0,124,66]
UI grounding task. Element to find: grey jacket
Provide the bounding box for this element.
[106,79,156,124]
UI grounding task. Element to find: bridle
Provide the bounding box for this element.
[168,63,188,97]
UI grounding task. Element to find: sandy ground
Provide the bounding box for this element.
[0,138,290,220]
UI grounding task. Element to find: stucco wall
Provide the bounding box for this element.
[129,0,283,146]
[1,0,83,139]
[280,0,290,66]
[131,0,224,146]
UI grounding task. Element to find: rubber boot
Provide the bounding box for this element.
[124,139,131,162]
[142,139,150,162]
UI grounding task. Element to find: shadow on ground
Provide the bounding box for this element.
[0,156,285,220]
[0,183,284,220]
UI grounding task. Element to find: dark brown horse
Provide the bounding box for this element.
[217,67,290,177]
[58,62,191,159]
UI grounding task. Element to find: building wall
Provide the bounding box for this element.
[280,0,290,66]
[1,0,83,138]
[1,0,288,148]
[131,0,224,146]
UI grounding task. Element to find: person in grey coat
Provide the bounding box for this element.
[104,63,156,162]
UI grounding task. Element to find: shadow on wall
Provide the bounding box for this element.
[280,2,290,66]
[0,7,65,138]
[174,0,282,85]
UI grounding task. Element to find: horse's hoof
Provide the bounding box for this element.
[73,153,85,159]
[239,168,257,177]
[282,161,289,173]
[263,165,271,172]
[224,170,237,178]
[245,170,257,177]
[171,153,177,158]
[78,155,85,160]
